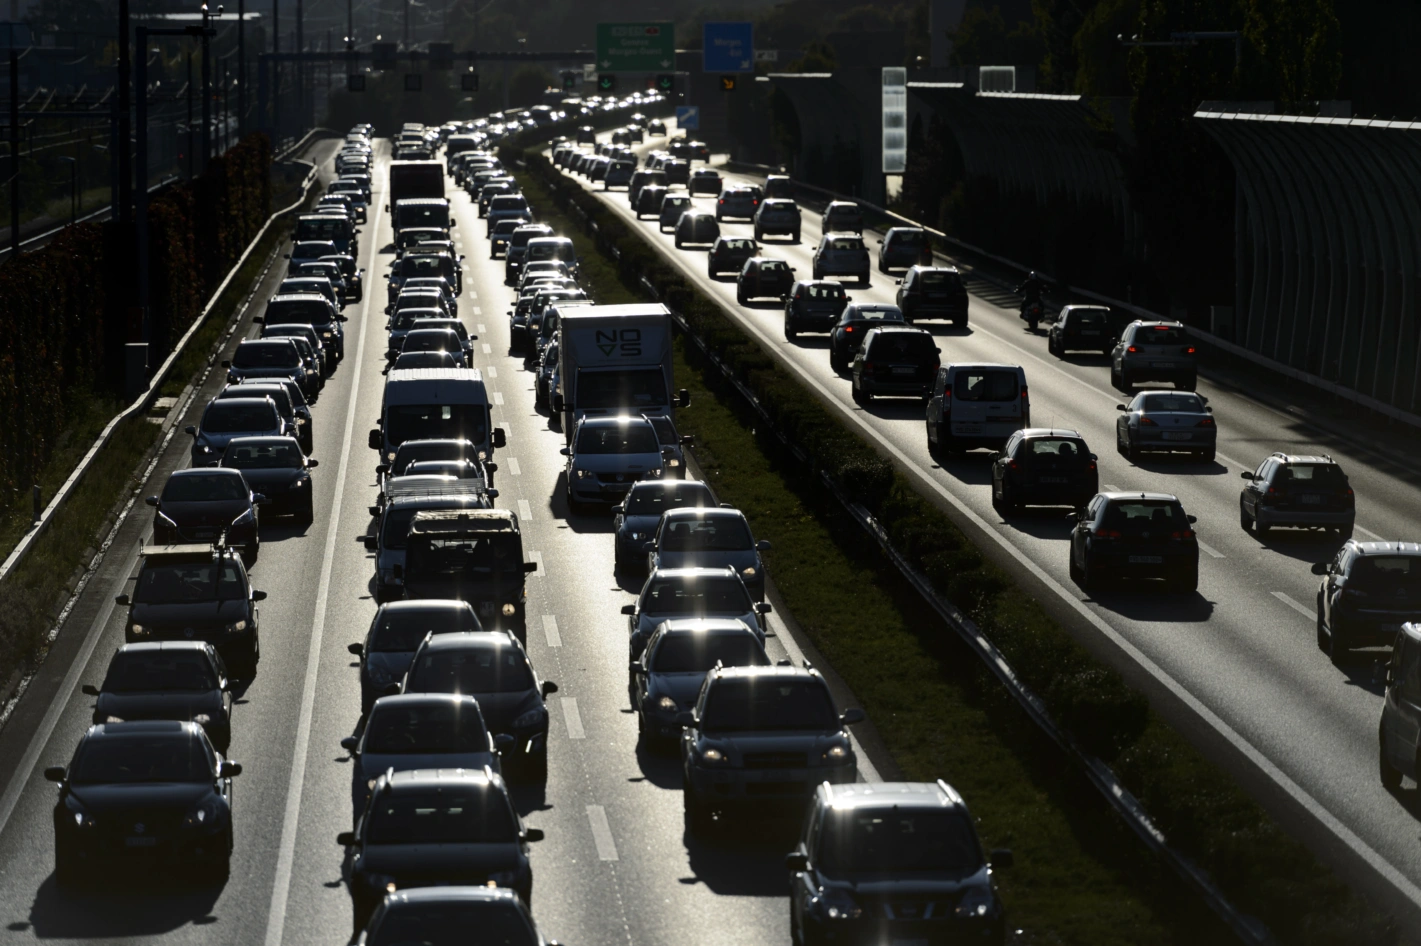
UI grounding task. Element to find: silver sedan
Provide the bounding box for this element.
[1115,390,1217,462]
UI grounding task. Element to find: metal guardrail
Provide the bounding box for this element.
[0,157,321,584]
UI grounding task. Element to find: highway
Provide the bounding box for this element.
[560,121,1421,924]
[0,132,876,945]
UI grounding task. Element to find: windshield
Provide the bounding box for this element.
[103,652,218,692]
[1027,439,1086,459]
[652,633,768,673]
[407,646,535,694]
[70,734,212,784]
[163,473,248,502]
[623,483,714,515]
[231,343,299,369]
[391,309,444,331]
[660,517,753,552]
[399,256,455,279]
[1140,394,1205,412]
[134,560,245,603]
[387,404,488,448]
[701,678,838,732]
[265,299,333,326]
[646,416,678,445]
[223,441,303,469]
[402,331,462,354]
[1101,501,1190,534]
[819,810,982,875]
[407,532,523,579]
[643,578,752,615]
[295,217,351,242]
[575,424,660,455]
[203,402,278,433]
[490,197,529,212]
[527,241,574,262]
[364,791,517,844]
[368,904,537,946]
[363,701,489,754]
[371,607,482,652]
[953,370,1019,402]
[575,369,669,411]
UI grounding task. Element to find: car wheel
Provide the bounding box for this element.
[521,749,549,782]
[1069,547,1083,585]
[1337,525,1354,541]
[860,271,870,286]
[829,352,843,374]
[242,542,258,568]
[1180,375,1198,391]
[299,496,315,525]
[785,322,798,341]
[675,238,683,248]
[1239,499,1252,531]
[1001,482,1020,515]
[1200,448,1216,463]
[1328,622,1349,666]
[1316,604,1330,653]
[736,288,747,305]
[1110,366,1123,390]
[1080,555,1100,592]
[54,838,82,888]
[1255,517,1271,537]
[1171,566,1198,594]
[1380,726,1403,790]
[1047,335,1059,356]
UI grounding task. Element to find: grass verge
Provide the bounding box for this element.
[513,160,1395,945]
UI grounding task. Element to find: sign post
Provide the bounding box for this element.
[595,22,675,74]
[702,22,754,73]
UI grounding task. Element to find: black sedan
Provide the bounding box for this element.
[736,257,796,304]
[1070,492,1199,593]
[82,642,233,751]
[219,436,318,522]
[45,720,241,885]
[784,279,850,339]
[349,600,485,713]
[990,428,1098,514]
[147,468,264,562]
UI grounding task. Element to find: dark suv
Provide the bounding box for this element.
[1314,541,1421,664]
[1239,453,1355,538]
[1048,304,1114,356]
[877,227,930,272]
[784,280,850,339]
[787,780,1011,946]
[708,237,757,277]
[991,428,1098,514]
[896,265,969,326]
[851,326,940,404]
[737,257,796,303]
[829,304,906,374]
[753,199,801,241]
[675,211,721,248]
[1070,492,1200,593]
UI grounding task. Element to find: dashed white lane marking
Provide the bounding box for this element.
[542,614,561,647]
[507,457,521,476]
[1273,591,1315,620]
[482,343,492,355]
[517,499,532,521]
[1102,484,1120,492]
[586,805,618,861]
[529,551,545,576]
[477,323,487,333]
[473,306,482,316]
[493,391,504,406]
[485,366,497,378]
[561,697,586,740]
[1197,539,1225,559]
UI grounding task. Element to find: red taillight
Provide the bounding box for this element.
[1138,416,1156,426]
[845,325,854,332]
[863,362,874,372]
[1127,345,1139,353]
[1171,530,1195,539]
[1087,461,1097,471]
[1153,325,1171,331]
[1196,417,1214,427]
[1184,346,1196,354]
[1095,528,1122,538]
[1020,385,1029,401]
[718,199,725,204]
[1008,461,1020,471]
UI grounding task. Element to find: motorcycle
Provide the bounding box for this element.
[1020,300,1043,332]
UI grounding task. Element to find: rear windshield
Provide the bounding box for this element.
[104,652,218,692]
[363,701,488,754]
[223,441,303,468]
[398,256,455,279]
[828,237,863,251]
[528,241,575,263]
[265,299,333,326]
[391,309,444,331]
[919,271,961,290]
[623,483,715,515]
[203,402,279,432]
[701,679,837,732]
[295,217,350,242]
[819,810,981,875]
[1101,501,1190,533]
[1135,325,1186,344]
[890,229,925,246]
[660,517,753,552]
[1140,393,1206,412]
[371,607,482,652]
[364,791,516,844]
[643,578,752,615]
[490,197,529,211]
[1349,556,1421,592]
[367,904,536,946]
[953,370,1019,402]
[849,307,902,323]
[759,260,789,272]
[1280,464,1348,487]
[799,284,846,301]
[867,333,936,360]
[408,646,535,694]
[232,343,299,368]
[576,424,660,455]
[652,633,768,673]
[402,331,461,353]
[1027,438,1087,458]
[1067,308,1109,326]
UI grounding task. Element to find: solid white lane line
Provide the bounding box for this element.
[586,805,619,860]
[1272,591,1315,620]
[561,697,585,740]
[529,551,545,576]
[482,343,492,355]
[493,391,504,406]
[264,164,382,946]
[1197,540,1225,559]
[517,499,532,521]
[507,457,521,476]
[542,614,562,648]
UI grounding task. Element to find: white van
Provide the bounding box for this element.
[369,368,505,467]
[925,363,1029,455]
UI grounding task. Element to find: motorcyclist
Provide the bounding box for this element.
[1016,271,1045,328]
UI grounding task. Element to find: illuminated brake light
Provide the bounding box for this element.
[1138,416,1156,426]
[1127,345,1139,353]
[1008,461,1020,471]
[1095,528,1122,538]
[1172,530,1195,539]
[1196,417,1214,427]
[1185,346,1196,354]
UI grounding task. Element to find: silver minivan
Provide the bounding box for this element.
[925,363,1029,455]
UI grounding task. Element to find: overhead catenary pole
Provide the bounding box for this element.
[201,4,212,168]
[117,0,131,223]
[295,0,303,135]
[186,49,194,177]
[237,0,246,137]
[272,0,279,138]
[135,26,149,330]
[10,50,18,259]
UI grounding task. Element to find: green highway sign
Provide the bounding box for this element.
[596,21,675,73]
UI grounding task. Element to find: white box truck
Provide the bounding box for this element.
[552,304,689,439]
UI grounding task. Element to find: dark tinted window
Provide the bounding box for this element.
[652,633,768,673]
[643,578,753,615]
[1027,438,1086,458]
[223,441,303,468]
[867,333,936,360]
[575,424,660,455]
[369,903,537,946]
[134,561,245,603]
[1139,393,1205,413]
[295,217,351,242]
[802,284,845,301]
[363,701,489,754]
[1101,501,1189,533]
[203,401,279,432]
[818,809,982,874]
[70,733,212,784]
[265,300,334,327]
[391,308,444,331]
[393,441,472,472]
[889,229,925,246]
[1134,325,1186,344]
[104,652,218,692]
[1066,308,1108,326]
[408,646,536,694]
[918,271,961,290]
[1279,463,1348,487]
[402,330,462,353]
[701,678,837,732]
[847,307,903,324]
[1349,556,1421,592]
[827,237,862,251]
[364,790,517,844]
[231,343,300,369]
[396,204,450,229]
[490,197,529,212]
[163,472,248,501]
[622,482,715,515]
[953,370,1019,402]
[660,517,753,552]
[387,404,488,448]
[407,531,524,579]
[371,607,483,652]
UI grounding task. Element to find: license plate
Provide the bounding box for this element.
[1129,555,1163,564]
[1080,330,1100,336]
[1162,432,1191,441]
[1153,361,1176,368]
[1039,476,1068,484]
[952,423,982,435]
[1300,494,1321,504]
[892,366,915,376]
[125,836,158,848]
[193,529,215,539]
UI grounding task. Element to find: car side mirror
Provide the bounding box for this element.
[184,425,197,436]
[756,603,773,614]
[990,848,1014,869]
[145,495,159,506]
[1311,562,1330,575]
[494,733,516,750]
[678,389,691,408]
[340,736,358,753]
[611,505,624,515]
[522,560,538,574]
[368,429,382,450]
[347,642,364,656]
[220,360,231,368]
[840,708,865,725]
[1186,515,1197,524]
[559,447,570,456]
[492,427,507,449]
[756,540,771,552]
[894,278,903,285]
[785,852,809,872]
[524,827,545,842]
[43,766,66,783]
[375,463,389,475]
[361,536,378,551]
[218,761,242,777]
[254,493,270,505]
[252,590,268,601]
[81,684,100,697]
[114,594,130,605]
[988,452,1000,462]
[541,680,559,696]
[306,458,320,468]
[337,831,355,846]
[620,604,636,616]
[1240,471,1255,480]
[1115,404,1126,411]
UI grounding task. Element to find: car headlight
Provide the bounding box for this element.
[182,797,223,828]
[292,477,308,487]
[487,869,518,886]
[501,603,517,616]
[666,458,680,467]
[192,713,212,725]
[817,887,862,920]
[386,451,396,462]
[700,746,726,764]
[105,715,125,724]
[954,886,994,919]
[648,468,664,478]
[656,696,677,712]
[322,331,333,339]
[741,567,757,579]
[574,468,595,479]
[511,707,547,730]
[225,619,248,634]
[296,416,307,425]
[821,743,851,764]
[129,624,148,637]
[65,797,96,829]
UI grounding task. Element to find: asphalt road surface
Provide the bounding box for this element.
[0,134,885,946]
[562,121,1421,928]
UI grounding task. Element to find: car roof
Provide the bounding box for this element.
[865,325,932,336]
[207,396,274,411]
[379,598,478,615]
[710,664,821,683]
[648,565,740,581]
[821,780,966,811]
[1098,491,1181,503]
[371,692,481,712]
[237,338,297,348]
[382,767,501,792]
[418,630,519,653]
[1127,319,1185,328]
[383,885,524,908]
[1267,452,1339,465]
[579,414,654,428]
[408,508,516,533]
[661,506,744,522]
[655,617,755,636]
[169,465,245,479]
[115,641,214,656]
[909,264,960,274]
[139,543,233,560]
[1018,427,1085,439]
[1349,542,1421,557]
[89,720,197,737]
[225,435,301,448]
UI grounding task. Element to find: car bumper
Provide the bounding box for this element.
[1007,477,1097,507]
[1134,431,1217,450]
[861,378,932,398]
[1255,507,1354,529]
[804,914,1003,946]
[906,303,968,320]
[1120,361,1196,382]
[59,824,229,866]
[1089,551,1197,578]
[686,763,856,808]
